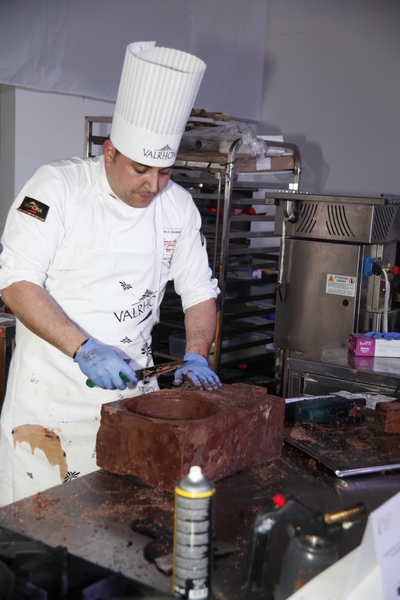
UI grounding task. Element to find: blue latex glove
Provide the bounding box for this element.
[173,352,222,391]
[74,338,138,390]
[365,331,400,340]
[382,332,400,340]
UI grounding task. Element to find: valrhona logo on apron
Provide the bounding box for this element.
[114,288,157,324]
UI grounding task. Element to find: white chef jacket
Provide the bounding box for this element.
[0,155,218,506]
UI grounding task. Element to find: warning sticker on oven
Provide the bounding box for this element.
[326,274,356,297]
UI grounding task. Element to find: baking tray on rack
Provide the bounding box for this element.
[285,422,400,477]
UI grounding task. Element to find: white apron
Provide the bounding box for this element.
[0,195,167,506]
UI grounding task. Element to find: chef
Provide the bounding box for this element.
[0,42,220,507]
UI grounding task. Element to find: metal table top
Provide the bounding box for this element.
[287,345,400,392]
[0,443,399,599]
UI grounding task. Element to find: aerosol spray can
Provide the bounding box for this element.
[172,466,215,600]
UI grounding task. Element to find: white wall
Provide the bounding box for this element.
[14,90,113,193]
[1,0,400,239]
[0,0,267,121]
[0,86,15,225]
[0,87,113,234]
[0,0,268,236]
[259,0,400,197]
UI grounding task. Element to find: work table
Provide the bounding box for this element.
[0,442,399,599]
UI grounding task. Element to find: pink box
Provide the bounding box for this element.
[348,333,400,357]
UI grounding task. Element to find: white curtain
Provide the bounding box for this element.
[0,0,268,121]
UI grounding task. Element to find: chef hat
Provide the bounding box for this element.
[110,41,206,167]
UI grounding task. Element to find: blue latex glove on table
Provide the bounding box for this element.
[365,331,400,340]
[173,352,222,391]
[74,338,138,390]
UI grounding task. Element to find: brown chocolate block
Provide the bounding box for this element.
[96,383,285,490]
[375,401,400,434]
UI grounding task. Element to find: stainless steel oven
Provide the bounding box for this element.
[267,192,400,395]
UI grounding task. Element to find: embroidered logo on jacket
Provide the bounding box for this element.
[18,197,50,222]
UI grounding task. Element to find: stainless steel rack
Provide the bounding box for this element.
[156,138,301,389]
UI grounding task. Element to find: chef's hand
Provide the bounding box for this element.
[73,338,138,390]
[173,352,222,392]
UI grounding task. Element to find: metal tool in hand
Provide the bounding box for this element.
[243,493,367,597]
[85,360,185,388]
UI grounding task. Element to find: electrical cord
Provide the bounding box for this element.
[382,269,390,334]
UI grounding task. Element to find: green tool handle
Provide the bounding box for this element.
[86,373,130,388]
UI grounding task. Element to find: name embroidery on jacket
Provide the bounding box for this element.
[164,228,181,254]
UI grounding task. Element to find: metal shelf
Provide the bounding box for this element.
[160,137,301,387]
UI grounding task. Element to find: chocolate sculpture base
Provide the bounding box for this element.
[96,383,285,490]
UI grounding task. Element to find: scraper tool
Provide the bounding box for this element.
[86,359,185,388]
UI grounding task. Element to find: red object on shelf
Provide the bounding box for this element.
[206,206,242,217]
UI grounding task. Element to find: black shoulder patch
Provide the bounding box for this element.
[17,197,50,222]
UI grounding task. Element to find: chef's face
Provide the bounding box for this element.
[103,140,172,208]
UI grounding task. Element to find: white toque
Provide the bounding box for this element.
[110,41,206,167]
